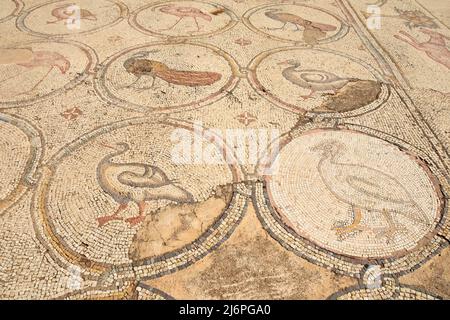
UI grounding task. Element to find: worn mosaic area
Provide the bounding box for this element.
[0,0,449,300]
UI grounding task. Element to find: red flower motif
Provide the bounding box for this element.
[61,107,82,120]
[235,112,257,126]
[235,38,252,46]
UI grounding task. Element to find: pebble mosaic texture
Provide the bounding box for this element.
[0,0,449,300]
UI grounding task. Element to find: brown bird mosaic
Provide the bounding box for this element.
[277,59,381,112]
[158,4,212,32]
[264,9,337,44]
[122,51,222,89]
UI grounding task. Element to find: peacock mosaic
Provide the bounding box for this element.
[0,0,449,300]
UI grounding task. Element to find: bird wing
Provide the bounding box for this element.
[308,21,337,32]
[298,70,343,84]
[344,167,411,205]
[118,164,168,188]
[157,69,221,87]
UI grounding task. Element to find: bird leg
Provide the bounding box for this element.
[193,17,201,32]
[159,17,183,31]
[123,75,155,91]
[18,66,55,96]
[135,76,156,90]
[267,22,288,31]
[333,207,364,236]
[374,209,398,243]
[125,201,146,226]
[97,203,128,227]
[123,75,141,89]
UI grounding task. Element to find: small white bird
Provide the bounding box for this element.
[96,142,194,226]
[311,140,432,238]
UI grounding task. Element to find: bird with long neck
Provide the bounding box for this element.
[394,28,450,69]
[96,142,194,226]
[278,60,356,99]
[311,139,432,238]
[0,48,70,95]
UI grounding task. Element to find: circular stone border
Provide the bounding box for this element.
[0,0,24,24]
[242,3,349,45]
[0,112,42,215]
[129,0,239,40]
[56,281,175,300]
[328,277,442,300]
[247,46,390,117]
[94,41,240,114]
[16,0,128,38]
[0,39,98,108]
[31,116,247,281]
[252,124,449,278]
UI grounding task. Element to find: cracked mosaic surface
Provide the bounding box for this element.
[0,0,449,300]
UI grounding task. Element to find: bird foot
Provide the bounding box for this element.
[333,225,365,237]
[374,227,398,243]
[125,215,145,226]
[97,215,122,227]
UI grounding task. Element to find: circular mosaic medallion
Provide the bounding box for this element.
[17,0,128,38]
[248,47,389,116]
[129,0,238,39]
[0,40,96,107]
[0,0,24,23]
[243,3,348,45]
[95,42,239,113]
[34,118,246,278]
[264,129,442,259]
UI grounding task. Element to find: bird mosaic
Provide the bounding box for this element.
[122,51,222,89]
[277,59,381,111]
[46,3,97,25]
[264,9,337,44]
[158,4,212,32]
[394,28,450,70]
[310,140,432,240]
[96,142,194,227]
[0,48,70,96]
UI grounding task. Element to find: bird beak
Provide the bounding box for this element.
[99,142,116,150]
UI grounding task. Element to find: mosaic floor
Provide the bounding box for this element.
[0,0,449,300]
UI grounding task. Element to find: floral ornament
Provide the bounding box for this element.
[234,38,252,46]
[235,111,257,126]
[61,107,83,120]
